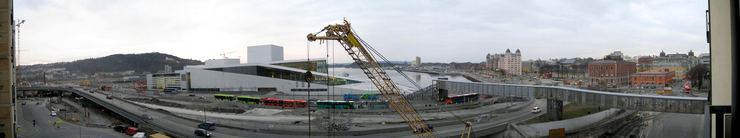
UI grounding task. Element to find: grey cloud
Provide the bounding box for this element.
[16,0,708,65]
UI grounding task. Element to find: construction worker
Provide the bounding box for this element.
[32,120,35,127]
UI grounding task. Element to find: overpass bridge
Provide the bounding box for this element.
[17,86,187,137]
[436,80,708,114]
[19,81,708,137]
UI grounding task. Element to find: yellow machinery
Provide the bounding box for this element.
[657,86,672,95]
[309,19,473,138]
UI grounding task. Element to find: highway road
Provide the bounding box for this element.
[71,88,296,138]
[640,112,705,138]
[22,87,543,138]
[16,99,127,138]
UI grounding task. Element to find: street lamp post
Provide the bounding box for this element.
[76,97,82,138]
[198,96,207,122]
[200,96,208,135]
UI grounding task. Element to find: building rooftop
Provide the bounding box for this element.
[590,60,635,64]
[632,71,673,76]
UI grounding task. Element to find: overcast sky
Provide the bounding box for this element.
[15,0,708,65]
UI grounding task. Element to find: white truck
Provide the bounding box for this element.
[132,132,145,138]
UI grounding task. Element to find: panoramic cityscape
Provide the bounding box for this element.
[0,0,737,138]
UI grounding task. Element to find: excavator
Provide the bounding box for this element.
[307,19,473,138]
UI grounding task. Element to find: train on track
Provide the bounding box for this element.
[213,92,480,110]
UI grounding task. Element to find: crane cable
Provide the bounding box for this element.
[305,40,312,137]
[350,27,472,135]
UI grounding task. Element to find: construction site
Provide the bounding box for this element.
[103,19,541,137]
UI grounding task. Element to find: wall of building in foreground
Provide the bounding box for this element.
[0,0,12,137]
[708,0,734,137]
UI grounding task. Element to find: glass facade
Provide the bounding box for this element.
[271,60,328,73]
[205,65,360,86]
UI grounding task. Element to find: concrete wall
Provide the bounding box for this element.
[247,45,283,64]
[185,68,370,95]
[0,0,12,137]
[708,0,734,137]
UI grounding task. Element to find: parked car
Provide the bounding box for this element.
[113,125,127,133]
[194,129,212,137]
[198,122,216,131]
[531,106,542,113]
[50,111,57,117]
[126,127,138,135]
[106,95,113,100]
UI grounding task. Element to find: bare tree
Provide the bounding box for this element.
[686,65,708,90]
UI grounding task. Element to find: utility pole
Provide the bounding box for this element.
[304,70,313,137]
[202,96,207,122]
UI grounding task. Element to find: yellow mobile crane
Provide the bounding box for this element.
[308,20,434,137]
[308,19,473,138]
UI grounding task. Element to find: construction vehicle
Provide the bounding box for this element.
[308,19,472,138]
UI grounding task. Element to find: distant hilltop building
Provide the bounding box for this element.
[164,65,172,73]
[485,49,522,75]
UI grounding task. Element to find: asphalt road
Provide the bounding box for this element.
[16,99,128,138]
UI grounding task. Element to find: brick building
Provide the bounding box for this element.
[631,70,675,88]
[637,56,654,71]
[588,55,637,88]
[485,49,522,75]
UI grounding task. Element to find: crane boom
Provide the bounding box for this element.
[308,20,435,137]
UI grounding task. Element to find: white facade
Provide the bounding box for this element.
[247,45,284,64]
[179,60,376,95]
[183,67,370,95]
[164,65,172,73]
[205,58,240,66]
[486,49,522,75]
